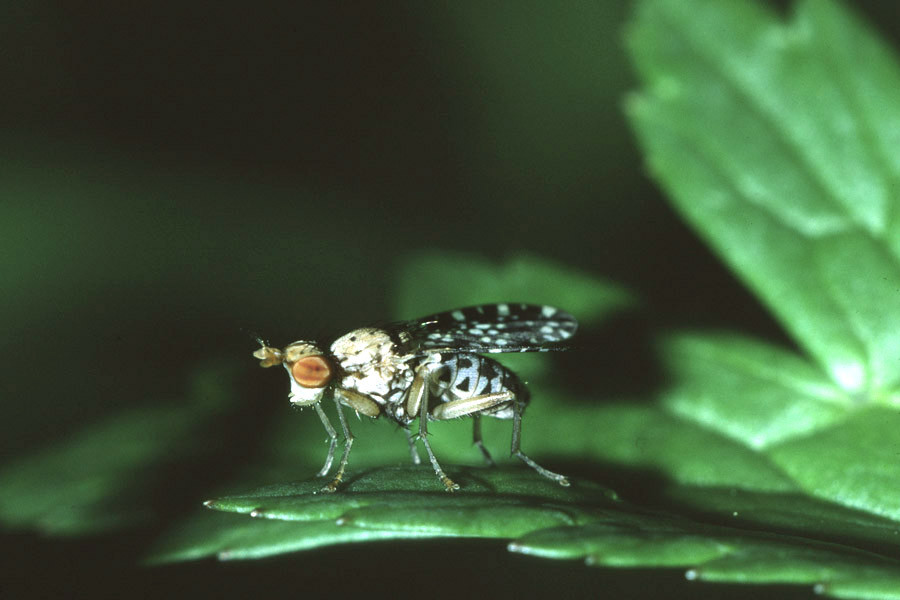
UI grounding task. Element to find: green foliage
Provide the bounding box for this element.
[3,0,900,598]
[627,0,900,396]
[150,467,619,562]
[0,365,241,535]
[511,522,900,598]
[621,0,900,595]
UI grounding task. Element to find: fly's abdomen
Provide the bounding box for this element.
[431,353,527,418]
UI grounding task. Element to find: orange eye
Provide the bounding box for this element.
[291,355,333,388]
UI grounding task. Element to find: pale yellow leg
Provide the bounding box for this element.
[336,388,382,417]
[431,391,513,420]
[405,370,426,419]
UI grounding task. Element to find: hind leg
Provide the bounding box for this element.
[510,394,569,486]
[472,415,495,466]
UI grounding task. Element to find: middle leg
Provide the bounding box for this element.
[409,368,459,492]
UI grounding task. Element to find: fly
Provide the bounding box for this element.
[253,303,577,492]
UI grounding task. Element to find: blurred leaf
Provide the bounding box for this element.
[556,401,799,492]
[767,408,900,520]
[653,333,900,525]
[406,2,633,218]
[626,0,900,396]
[659,333,900,521]
[393,252,634,323]
[627,0,900,522]
[0,364,240,535]
[661,334,849,449]
[615,0,900,595]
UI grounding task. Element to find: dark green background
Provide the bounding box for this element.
[2,2,897,598]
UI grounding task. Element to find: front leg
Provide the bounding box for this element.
[319,389,383,493]
[408,365,459,492]
[313,403,338,477]
[321,395,354,493]
[403,426,422,465]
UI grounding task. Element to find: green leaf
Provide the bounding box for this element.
[661,334,849,449]
[626,0,900,396]
[664,486,900,553]
[147,510,436,563]
[151,466,900,599]
[616,0,900,595]
[768,407,900,520]
[510,520,900,599]
[0,364,240,535]
[557,402,798,492]
[659,332,900,520]
[148,466,620,562]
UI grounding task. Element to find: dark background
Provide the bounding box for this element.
[2,2,897,598]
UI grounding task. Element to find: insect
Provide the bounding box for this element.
[253,303,577,492]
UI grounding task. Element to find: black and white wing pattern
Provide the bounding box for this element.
[398,303,577,354]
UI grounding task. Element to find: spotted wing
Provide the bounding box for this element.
[401,303,577,354]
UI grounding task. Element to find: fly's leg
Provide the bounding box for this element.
[511,394,569,486]
[321,396,354,493]
[430,392,513,418]
[314,390,380,492]
[403,427,422,465]
[432,391,512,469]
[313,403,338,477]
[431,390,568,486]
[409,368,459,492]
[418,407,458,492]
[334,388,382,418]
[472,415,495,466]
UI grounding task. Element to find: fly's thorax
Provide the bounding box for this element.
[331,327,415,401]
[330,328,396,368]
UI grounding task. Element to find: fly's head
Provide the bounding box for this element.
[254,341,334,406]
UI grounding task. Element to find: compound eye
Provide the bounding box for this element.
[291,355,332,388]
